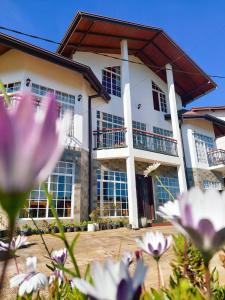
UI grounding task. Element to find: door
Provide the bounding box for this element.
[136,174,155,220]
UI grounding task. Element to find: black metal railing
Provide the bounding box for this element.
[93,128,127,149]
[93,127,178,156]
[207,149,225,166]
[133,129,178,156]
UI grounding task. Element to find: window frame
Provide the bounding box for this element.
[152,81,167,113]
[193,132,215,164]
[19,161,75,220]
[97,169,129,218]
[102,66,121,97]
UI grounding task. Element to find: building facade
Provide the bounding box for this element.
[0,12,225,228]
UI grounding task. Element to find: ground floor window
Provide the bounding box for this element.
[155,176,179,210]
[97,169,128,217]
[203,180,222,190]
[20,161,74,219]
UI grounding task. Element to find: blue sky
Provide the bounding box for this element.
[1,0,225,108]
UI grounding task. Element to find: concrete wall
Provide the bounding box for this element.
[186,168,224,190]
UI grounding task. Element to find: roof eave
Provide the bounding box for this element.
[0,32,110,101]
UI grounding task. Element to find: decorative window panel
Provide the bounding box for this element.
[20,161,74,219]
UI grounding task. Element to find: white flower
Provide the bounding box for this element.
[49,269,64,286]
[10,257,47,296]
[158,187,225,261]
[143,163,161,177]
[51,248,67,265]
[71,259,147,300]
[0,235,29,252]
[157,200,180,221]
[136,231,172,260]
[121,251,134,266]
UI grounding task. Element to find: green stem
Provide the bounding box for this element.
[0,219,14,295]
[204,261,212,300]
[31,217,51,258]
[156,259,161,289]
[14,255,19,274]
[155,175,175,201]
[42,184,81,278]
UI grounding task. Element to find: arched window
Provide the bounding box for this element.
[102,66,121,97]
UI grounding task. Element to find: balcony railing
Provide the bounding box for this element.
[93,128,127,149]
[207,149,225,166]
[93,128,178,156]
[133,129,178,156]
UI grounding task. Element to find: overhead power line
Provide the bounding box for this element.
[0,25,225,80]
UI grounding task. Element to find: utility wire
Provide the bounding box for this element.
[0,25,225,79]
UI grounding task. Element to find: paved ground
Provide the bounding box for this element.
[1,226,225,299]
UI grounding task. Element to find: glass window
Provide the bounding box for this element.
[31,83,75,114]
[97,170,128,217]
[152,81,167,113]
[31,83,75,136]
[153,126,173,137]
[102,66,121,97]
[155,176,179,210]
[203,180,222,190]
[2,81,21,94]
[194,132,214,163]
[20,161,74,219]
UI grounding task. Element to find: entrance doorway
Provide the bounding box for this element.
[136,174,155,220]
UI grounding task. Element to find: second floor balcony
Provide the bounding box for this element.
[93,127,178,157]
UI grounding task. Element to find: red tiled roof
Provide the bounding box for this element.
[57,11,217,105]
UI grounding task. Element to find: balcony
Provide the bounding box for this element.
[93,128,127,149]
[208,149,225,167]
[93,128,178,157]
[133,129,178,157]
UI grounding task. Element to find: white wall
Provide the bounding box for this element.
[73,51,183,134]
[0,49,93,150]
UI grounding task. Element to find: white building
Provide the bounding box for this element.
[0,11,225,228]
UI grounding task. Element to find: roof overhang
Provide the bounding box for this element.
[0,32,110,101]
[165,110,225,138]
[57,11,217,105]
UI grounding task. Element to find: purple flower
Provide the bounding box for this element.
[0,92,70,220]
[0,235,29,253]
[136,231,172,260]
[71,260,147,300]
[158,188,225,261]
[51,248,67,265]
[10,257,47,296]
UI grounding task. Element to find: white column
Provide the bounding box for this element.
[121,40,139,228]
[166,63,187,192]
